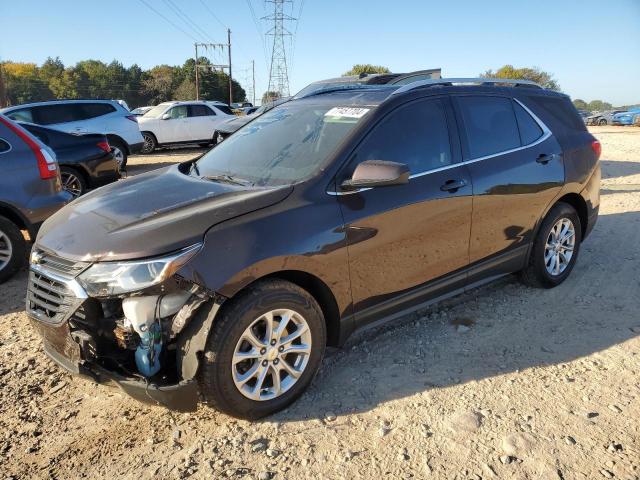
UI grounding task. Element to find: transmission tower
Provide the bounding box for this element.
[263,0,295,101]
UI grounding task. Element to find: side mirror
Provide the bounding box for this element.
[161,113,171,120]
[340,160,410,191]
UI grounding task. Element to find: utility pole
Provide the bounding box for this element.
[227,29,233,105]
[193,41,232,103]
[194,43,200,100]
[252,60,256,105]
[264,0,295,101]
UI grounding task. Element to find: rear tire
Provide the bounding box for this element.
[110,138,128,168]
[0,216,26,284]
[198,279,326,419]
[598,119,608,126]
[60,166,87,198]
[519,202,582,288]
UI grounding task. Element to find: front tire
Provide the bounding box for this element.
[0,216,26,284]
[598,118,608,126]
[520,202,582,288]
[141,132,157,154]
[198,279,326,419]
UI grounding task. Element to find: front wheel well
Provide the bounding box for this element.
[554,193,588,238]
[243,271,342,347]
[0,204,27,231]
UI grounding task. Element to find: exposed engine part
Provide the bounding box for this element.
[169,287,209,339]
[122,291,191,377]
[113,320,137,350]
[71,330,97,362]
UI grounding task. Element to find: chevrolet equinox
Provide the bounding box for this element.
[27,78,601,419]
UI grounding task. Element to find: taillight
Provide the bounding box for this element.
[591,140,602,160]
[97,141,111,153]
[0,115,58,179]
[125,115,138,123]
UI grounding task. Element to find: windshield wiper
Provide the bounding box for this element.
[189,161,200,176]
[202,174,251,186]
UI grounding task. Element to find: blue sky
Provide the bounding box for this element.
[1,0,638,105]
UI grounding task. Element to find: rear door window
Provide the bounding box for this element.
[213,105,234,115]
[6,108,34,123]
[32,104,84,125]
[351,98,453,175]
[513,101,543,145]
[189,105,215,117]
[456,96,521,158]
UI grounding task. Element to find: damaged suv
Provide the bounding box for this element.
[27,78,601,419]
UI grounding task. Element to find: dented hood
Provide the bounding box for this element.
[35,164,292,262]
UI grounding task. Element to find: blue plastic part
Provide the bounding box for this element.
[135,323,162,377]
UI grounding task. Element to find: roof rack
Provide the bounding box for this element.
[391,77,543,95]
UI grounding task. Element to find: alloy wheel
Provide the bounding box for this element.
[232,309,312,401]
[0,230,12,271]
[141,134,155,153]
[112,146,125,166]
[61,171,83,198]
[544,218,575,276]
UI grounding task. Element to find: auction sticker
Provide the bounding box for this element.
[324,107,370,119]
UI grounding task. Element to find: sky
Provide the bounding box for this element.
[1,0,639,105]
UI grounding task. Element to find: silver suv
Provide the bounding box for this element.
[0,100,144,168]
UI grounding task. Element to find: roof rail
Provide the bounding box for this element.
[391,77,543,95]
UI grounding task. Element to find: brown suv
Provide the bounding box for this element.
[27,78,600,419]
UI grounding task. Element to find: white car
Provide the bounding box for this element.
[130,106,153,116]
[0,100,143,168]
[137,101,235,154]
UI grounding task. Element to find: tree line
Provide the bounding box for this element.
[0,57,246,109]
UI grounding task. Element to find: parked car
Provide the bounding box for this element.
[26,78,600,419]
[19,123,120,198]
[577,109,591,124]
[0,100,144,168]
[586,110,626,126]
[137,101,234,153]
[214,97,291,143]
[130,106,153,117]
[0,115,71,282]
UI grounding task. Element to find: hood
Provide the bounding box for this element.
[217,115,255,133]
[36,164,293,262]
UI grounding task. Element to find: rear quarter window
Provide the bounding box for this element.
[456,96,521,158]
[79,103,116,119]
[6,108,34,123]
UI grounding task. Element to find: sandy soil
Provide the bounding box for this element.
[1,126,639,480]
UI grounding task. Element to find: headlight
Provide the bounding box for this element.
[78,244,201,297]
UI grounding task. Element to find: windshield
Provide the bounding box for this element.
[193,102,370,186]
[143,104,171,118]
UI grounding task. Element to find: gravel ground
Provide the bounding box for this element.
[1,126,639,480]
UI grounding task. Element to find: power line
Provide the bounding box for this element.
[162,0,214,43]
[137,0,199,42]
[198,0,229,30]
[245,0,270,72]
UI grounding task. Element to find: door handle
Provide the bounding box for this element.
[536,153,557,164]
[440,179,467,192]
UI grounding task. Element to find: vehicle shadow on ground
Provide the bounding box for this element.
[265,209,640,423]
[600,159,640,180]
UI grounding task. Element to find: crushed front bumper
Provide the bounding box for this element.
[30,318,200,411]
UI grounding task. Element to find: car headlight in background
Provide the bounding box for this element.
[77,244,201,297]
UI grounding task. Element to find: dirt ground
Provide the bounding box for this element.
[1,126,639,480]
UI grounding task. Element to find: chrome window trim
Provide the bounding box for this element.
[0,138,12,154]
[328,97,551,196]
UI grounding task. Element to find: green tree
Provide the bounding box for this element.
[262,91,281,104]
[586,100,612,112]
[572,99,588,110]
[480,65,560,90]
[343,64,391,77]
[2,62,49,105]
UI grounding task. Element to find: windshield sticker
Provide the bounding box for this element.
[324,107,370,119]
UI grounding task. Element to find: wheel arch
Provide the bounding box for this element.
[106,134,130,154]
[230,270,342,347]
[554,193,589,239]
[0,202,28,231]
